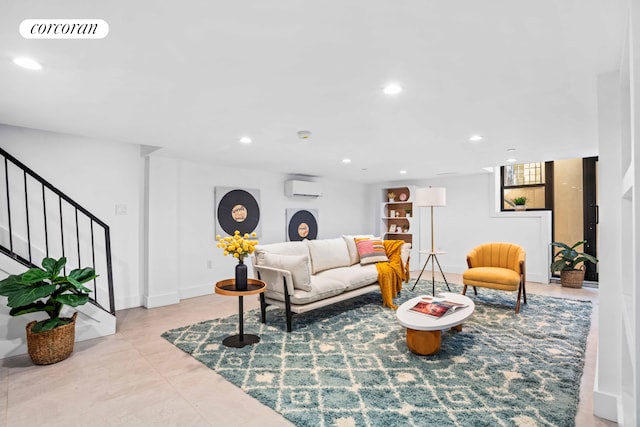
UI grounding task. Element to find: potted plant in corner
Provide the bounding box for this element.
[512,196,528,211]
[550,241,598,288]
[0,257,97,365]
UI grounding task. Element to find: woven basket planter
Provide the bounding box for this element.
[26,312,78,365]
[560,268,585,288]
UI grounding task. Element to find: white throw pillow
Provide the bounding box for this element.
[306,238,351,274]
[342,234,374,265]
[262,252,312,292]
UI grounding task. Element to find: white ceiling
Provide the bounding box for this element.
[0,1,628,183]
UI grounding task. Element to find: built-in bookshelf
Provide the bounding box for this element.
[380,186,418,270]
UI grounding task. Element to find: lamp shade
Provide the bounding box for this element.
[415,187,446,207]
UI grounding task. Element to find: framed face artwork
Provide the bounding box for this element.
[285,209,318,241]
[215,187,261,237]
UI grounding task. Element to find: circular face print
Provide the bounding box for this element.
[231,204,247,222]
[217,189,260,235]
[288,210,318,241]
[399,193,407,201]
[298,222,309,238]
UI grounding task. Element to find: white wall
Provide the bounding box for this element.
[0,125,144,310]
[370,172,552,284]
[143,154,372,306]
[595,70,624,422]
[594,1,640,423]
[0,125,373,315]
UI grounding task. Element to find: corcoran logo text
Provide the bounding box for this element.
[20,19,109,39]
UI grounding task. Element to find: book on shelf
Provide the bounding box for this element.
[408,297,468,318]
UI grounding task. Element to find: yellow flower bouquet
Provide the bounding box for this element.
[216,230,259,262]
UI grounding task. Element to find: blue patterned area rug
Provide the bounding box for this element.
[162,283,592,426]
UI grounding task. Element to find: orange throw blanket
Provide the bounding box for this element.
[376,240,407,309]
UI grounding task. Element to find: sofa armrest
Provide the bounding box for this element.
[253,264,295,296]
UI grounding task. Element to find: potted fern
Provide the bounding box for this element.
[0,257,96,364]
[550,241,598,288]
[512,196,528,211]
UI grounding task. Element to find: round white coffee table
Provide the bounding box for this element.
[396,292,475,355]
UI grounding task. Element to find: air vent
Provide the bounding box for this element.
[284,180,322,197]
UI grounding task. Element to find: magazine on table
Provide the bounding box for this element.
[408,297,468,318]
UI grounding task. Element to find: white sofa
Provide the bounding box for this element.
[252,236,411,331]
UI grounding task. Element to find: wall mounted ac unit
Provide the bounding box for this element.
[284,180,322,197]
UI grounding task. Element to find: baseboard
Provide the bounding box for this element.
[144,291,180,308]
[593,365,620,423]
[0,337,28,359]
[179,283,213,300]
[115,294,145,310]
[593,390,619,423]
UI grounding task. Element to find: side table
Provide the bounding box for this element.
[215,278,266,348]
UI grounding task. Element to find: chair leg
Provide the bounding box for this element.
[463,285,479,296]
[522,279,527,305]
[515,284,522,313]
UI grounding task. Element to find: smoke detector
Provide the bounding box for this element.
[297,130,311,139]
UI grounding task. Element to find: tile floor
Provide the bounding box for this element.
[0,273,617,426]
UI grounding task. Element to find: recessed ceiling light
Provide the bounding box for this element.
[399,170,407,174]
[239,136,252,144]
[383,83,402,95]
[297,130,311,139]
[342,158,351,164]
[13,57,42,70]
[506,158,517,163]
[469,135,483,142]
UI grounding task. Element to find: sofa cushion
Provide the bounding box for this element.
[342,234,374,265]
[262,252,312,292]
[288,275,347,305]
[254,241,311,275]
[463,266,521,291]
[306,238,351,274]
[254,241,310,263]
[356,238,389,265]
[315,264,378,291]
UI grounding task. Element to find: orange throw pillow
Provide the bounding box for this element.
[356,238,389,265]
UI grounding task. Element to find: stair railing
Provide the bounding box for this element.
[0,147,115,316]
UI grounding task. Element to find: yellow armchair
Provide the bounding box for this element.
[462,242,527,313]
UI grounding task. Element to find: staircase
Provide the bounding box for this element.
[0,147,116,358]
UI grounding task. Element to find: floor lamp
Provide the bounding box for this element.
[411,187,451,295]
